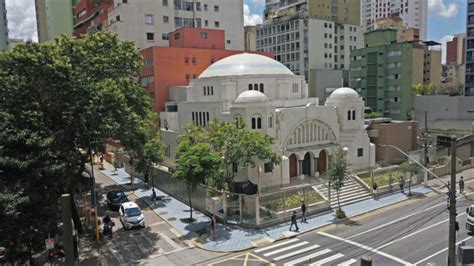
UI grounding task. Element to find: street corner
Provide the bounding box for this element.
[206,252,274,266]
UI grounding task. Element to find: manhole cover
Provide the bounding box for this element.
[159,212,168,215]
[168,217,176,221]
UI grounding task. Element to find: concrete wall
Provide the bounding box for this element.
[415,95,474,122]
[308,69,344,101]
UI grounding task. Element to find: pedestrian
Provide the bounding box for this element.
[144,172,149,189]
[460,176,465,194]
[99,153,104,169]
[301,201,307,223]
[289,210,299,231]
[372,182,378,200]
[210,214,217,240]
[399,177,405,194]
[455,221,460,236]
[151,187,157,205]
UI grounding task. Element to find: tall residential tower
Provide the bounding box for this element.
[466,0,474,95]
[35,0,76,42]
[0,0,8,50]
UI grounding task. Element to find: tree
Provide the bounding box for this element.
[365,112,382,119]
[134,136,166,186]
[0,32,161,261]
[400,161,419,196]
[173,142,222,221]
[327,148,350,218]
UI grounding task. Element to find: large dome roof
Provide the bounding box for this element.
[328,87,360,99]
[199,53,294,78]
[235,90,269,103]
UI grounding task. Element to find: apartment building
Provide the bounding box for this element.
[349,29,440,120]
[361,0,428,40]
[447,34,465,65]
[0,0,8,50]
[244,26,257,51]
[73,0,114,36]
[256,0,363,99]
[36,0,76,42]
[105,0,244,50]
[466,0,474,96]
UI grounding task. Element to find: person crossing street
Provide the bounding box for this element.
[289,211,299,231]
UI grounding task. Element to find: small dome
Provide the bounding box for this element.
[199,53,294,78]
[328,87,360,99]
[235,90,269,103]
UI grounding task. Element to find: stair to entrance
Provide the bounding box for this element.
[313,177,372,209]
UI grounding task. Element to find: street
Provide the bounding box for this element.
[207,189,474,265]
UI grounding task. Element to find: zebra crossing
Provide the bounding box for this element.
[254,238,358,265]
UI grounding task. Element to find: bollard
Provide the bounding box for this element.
[361,255,372,266]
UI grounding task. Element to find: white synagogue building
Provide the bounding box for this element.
[160,53,375,190]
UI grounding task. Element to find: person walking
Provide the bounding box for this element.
[372,182,378,200]
[460,176,465,194]
[289,211,299,231]
[301,201,307,223]
[144,172,150,189]
[151,187,157,205]
[210,214,217,240]
[399,177,405,194]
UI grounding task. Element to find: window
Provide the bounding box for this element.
[251,116,262,129]
[162,0,168,6]
[292,83,298,93]
[204,20,208,27]
[352,110,356,120]
[347,110,351,120]
[162,33,169,40]
[78,9,86,18]
[175,32,180,40]
[200,32,208,39]
[248,84,253,90]
[196,2,201,11]
[214,5,219,11]
[253,84,258,90]
[203,86,206,95]
[232,163,238,173]
[357,148,363,157]
[145,14,153,24]
[144,58,153,66]
[204,4,207,10]
[388,50,402,57]
[268,116,273,128]
[214,21,220,28]
[163,16,169,23]
[259,83,264,93]
[264,163,273,173]
[146,33,154,41]
[196,18,201,27]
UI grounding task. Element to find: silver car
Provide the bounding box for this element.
[119,202,145,229]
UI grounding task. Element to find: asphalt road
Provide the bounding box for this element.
[207,190,474,266]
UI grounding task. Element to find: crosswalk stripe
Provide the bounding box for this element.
[273,244,321,261]
[338,258,357,266]
[254,238,300,253]
[283,249,332,266]
[263,242,309,257]
[308,253,345,266]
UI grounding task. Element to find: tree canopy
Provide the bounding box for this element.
[0,32,161,261]
[327,148,350,212]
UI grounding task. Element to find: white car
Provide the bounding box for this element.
[119,202,145,229]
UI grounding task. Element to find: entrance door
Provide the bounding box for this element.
[317,150,327,173]
[303,152,311,176]
[289,154,297,177]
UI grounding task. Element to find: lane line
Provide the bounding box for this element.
[283,249,332,266]
[254,238,300,253]
[375,213,466,250]
[318,232,413,265]
[348,201,447,239]
[308,253,345,266]
[338,258,358,266]
[159,232,182,249]
[263,242,308,257]
[414,236,472,265]
[273,244,320,261]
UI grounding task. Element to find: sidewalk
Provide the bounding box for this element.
[100,165,433,252]
[427,167,474,190]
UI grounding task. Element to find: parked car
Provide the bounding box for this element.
[466,205,474,231]
[119,202,145,229]
[106,190,128,211]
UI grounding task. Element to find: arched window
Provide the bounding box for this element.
[210,86,214,95]
[352,110,356,120]
[203,86,206,95]
[259,83,264,93]
[251,117,257,129]
[254,83,258,90]
[248,84,253,90]
[206,86,210,95]
[347,110,351,120]
[257,117,262,129]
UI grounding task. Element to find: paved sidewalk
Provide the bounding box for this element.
[100,166,432,252]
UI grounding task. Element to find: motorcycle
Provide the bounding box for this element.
[103,221,115,237]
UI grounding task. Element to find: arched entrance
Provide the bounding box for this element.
[289,154,297,177]
[317,150,327,174]
[302,152,311,176]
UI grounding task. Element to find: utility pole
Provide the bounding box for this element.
[448,136,457,266]
[423,110,429,185]
[89,141,100,243]
[61,194,75,265]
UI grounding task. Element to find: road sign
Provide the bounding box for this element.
[45,238,54,250]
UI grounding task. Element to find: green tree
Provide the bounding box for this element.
[365,112,382,119]
[135,136,166,186]
[0,32,161,261]
[173,142,222,221]
[400,161,419,196]
[327,148,350,218]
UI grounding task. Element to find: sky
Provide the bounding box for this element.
[5,0,468,62]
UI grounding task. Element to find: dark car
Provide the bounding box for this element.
[106,190,128,211]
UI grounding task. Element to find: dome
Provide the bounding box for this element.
[328,87,360,99]
[235,90,269,103]
[199,53,294,78]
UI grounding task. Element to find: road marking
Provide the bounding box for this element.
[263,242,308,257]
[159,232,182,249]
[375,213,466,250]
[148,221,165,226]
[414,236,472,265]
[318,232,413,265]
[273,244,320,261]
[348,201,447,239]
[208,252,275,266]
[255,238,300,253]
[338,258,358,265]
[283,249,332,266]
[308,253,344,266]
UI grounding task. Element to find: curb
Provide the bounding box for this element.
[100,166,434,253]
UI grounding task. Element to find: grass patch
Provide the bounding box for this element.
[262,190,324,213]
[361,171,405,187]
